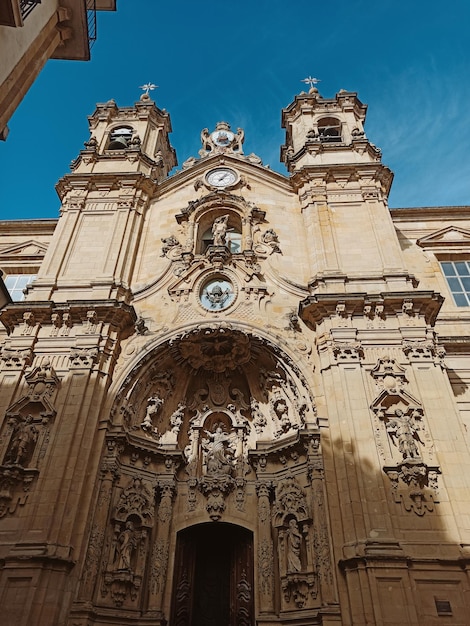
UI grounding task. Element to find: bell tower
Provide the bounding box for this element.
[28,94,177,302]
[281,84,412,291]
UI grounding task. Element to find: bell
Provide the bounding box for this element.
[108,136,129,150]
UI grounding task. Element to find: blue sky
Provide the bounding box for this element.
[1,0,469,220]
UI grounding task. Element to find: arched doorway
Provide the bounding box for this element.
[170,523,254,626]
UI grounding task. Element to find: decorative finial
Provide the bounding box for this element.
[301,76,321,92]
[139,82,158,97]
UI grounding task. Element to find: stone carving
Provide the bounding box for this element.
[402,339,445,363]
[211,214,229,246]
[198,423,238,520]
[286,518,303,572]
[202,424,236,475]
[102,476,154,606]
[0,465,37,517]
[157,402,186,446]
[384,462,441,516]
[4,414,38,466]
[253,226,282,256]
[260,367,305,437]
[134,317,148,335]
[273,480,317,609]
[331,340,363,361]
[141,394,164,433]
[113,521,138,570]
[386,408,423,460]
[0,347,33,368]
[69,347,99,368]
[250,398,267,434]
[258,539,275,597]
[371,356,407,391]
[21,311,36,336]
[199,122,244,156]
[371,357,440,515]
[161,235,181,258]
[173,327,251,373]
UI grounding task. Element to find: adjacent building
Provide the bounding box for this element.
[0,86,469,625]
[0,0,117,139]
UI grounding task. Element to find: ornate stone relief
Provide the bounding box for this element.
[101,476,155,607]
[273,480,317,609]
[260,367,307,438]
[370,356,440,515]
[0,361,59,517]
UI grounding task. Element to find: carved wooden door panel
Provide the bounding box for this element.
[170,524,254,626]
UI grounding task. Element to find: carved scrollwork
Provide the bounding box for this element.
[384,461,441,516]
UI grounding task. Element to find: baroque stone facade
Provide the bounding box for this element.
[0,86,470,625]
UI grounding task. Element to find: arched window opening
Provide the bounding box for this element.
[197,212,243,254]
[107,126,134,150]
[317,117,342,143]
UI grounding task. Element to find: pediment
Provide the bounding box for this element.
[417,226,470,249]
[0,239,48,258]
[160,152,292,198]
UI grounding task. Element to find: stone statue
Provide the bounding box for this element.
[387,408,422,460]
[114,521,137,571]
[212,215,229,246]
[286,518,302,573]
[202,424,234,475]
[170,402,185,434]
[141,394,164,431]
[6,415,38,466]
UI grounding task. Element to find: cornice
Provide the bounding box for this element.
[55,171,158,200]
[299,291,444,330]
[390,206,470,222]
[0,299,136,334]
[289,162,393,195]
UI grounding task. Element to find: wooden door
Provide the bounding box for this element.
[170,523,254,626]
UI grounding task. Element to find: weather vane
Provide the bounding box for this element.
[139,82,158,96]
[301,76,321,90]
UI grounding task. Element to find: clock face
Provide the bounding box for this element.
[206,168,237,188]
[200,277,235,311]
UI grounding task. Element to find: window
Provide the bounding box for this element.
[4,274,36,301]
[441,261,470,306]
[107,126,133,150]
[317,117,342,143]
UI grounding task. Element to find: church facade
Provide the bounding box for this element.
[0,87,470,626]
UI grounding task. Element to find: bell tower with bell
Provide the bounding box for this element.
[281,81,412,292]
[29,91,177,303]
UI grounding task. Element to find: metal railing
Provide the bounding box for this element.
[87,0,97,47]
[20,0,41,20]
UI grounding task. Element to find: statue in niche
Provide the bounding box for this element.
[387,409,423,460]
[286,518,303,573]
[170,402,185,434]
[274,398,291,431]
[250,398,267,434]
[212,215,229,246]
[141,394,164,431]
[5,415,38,466]
[114,521,138,571]
[202,424,235,475]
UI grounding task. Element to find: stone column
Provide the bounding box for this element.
[256,481,275,614]
[147,479,176,619]
[78,459,119,600]
[308,450,335,604]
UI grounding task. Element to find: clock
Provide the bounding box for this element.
[200,277,235,311]
[206,167,237,188]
